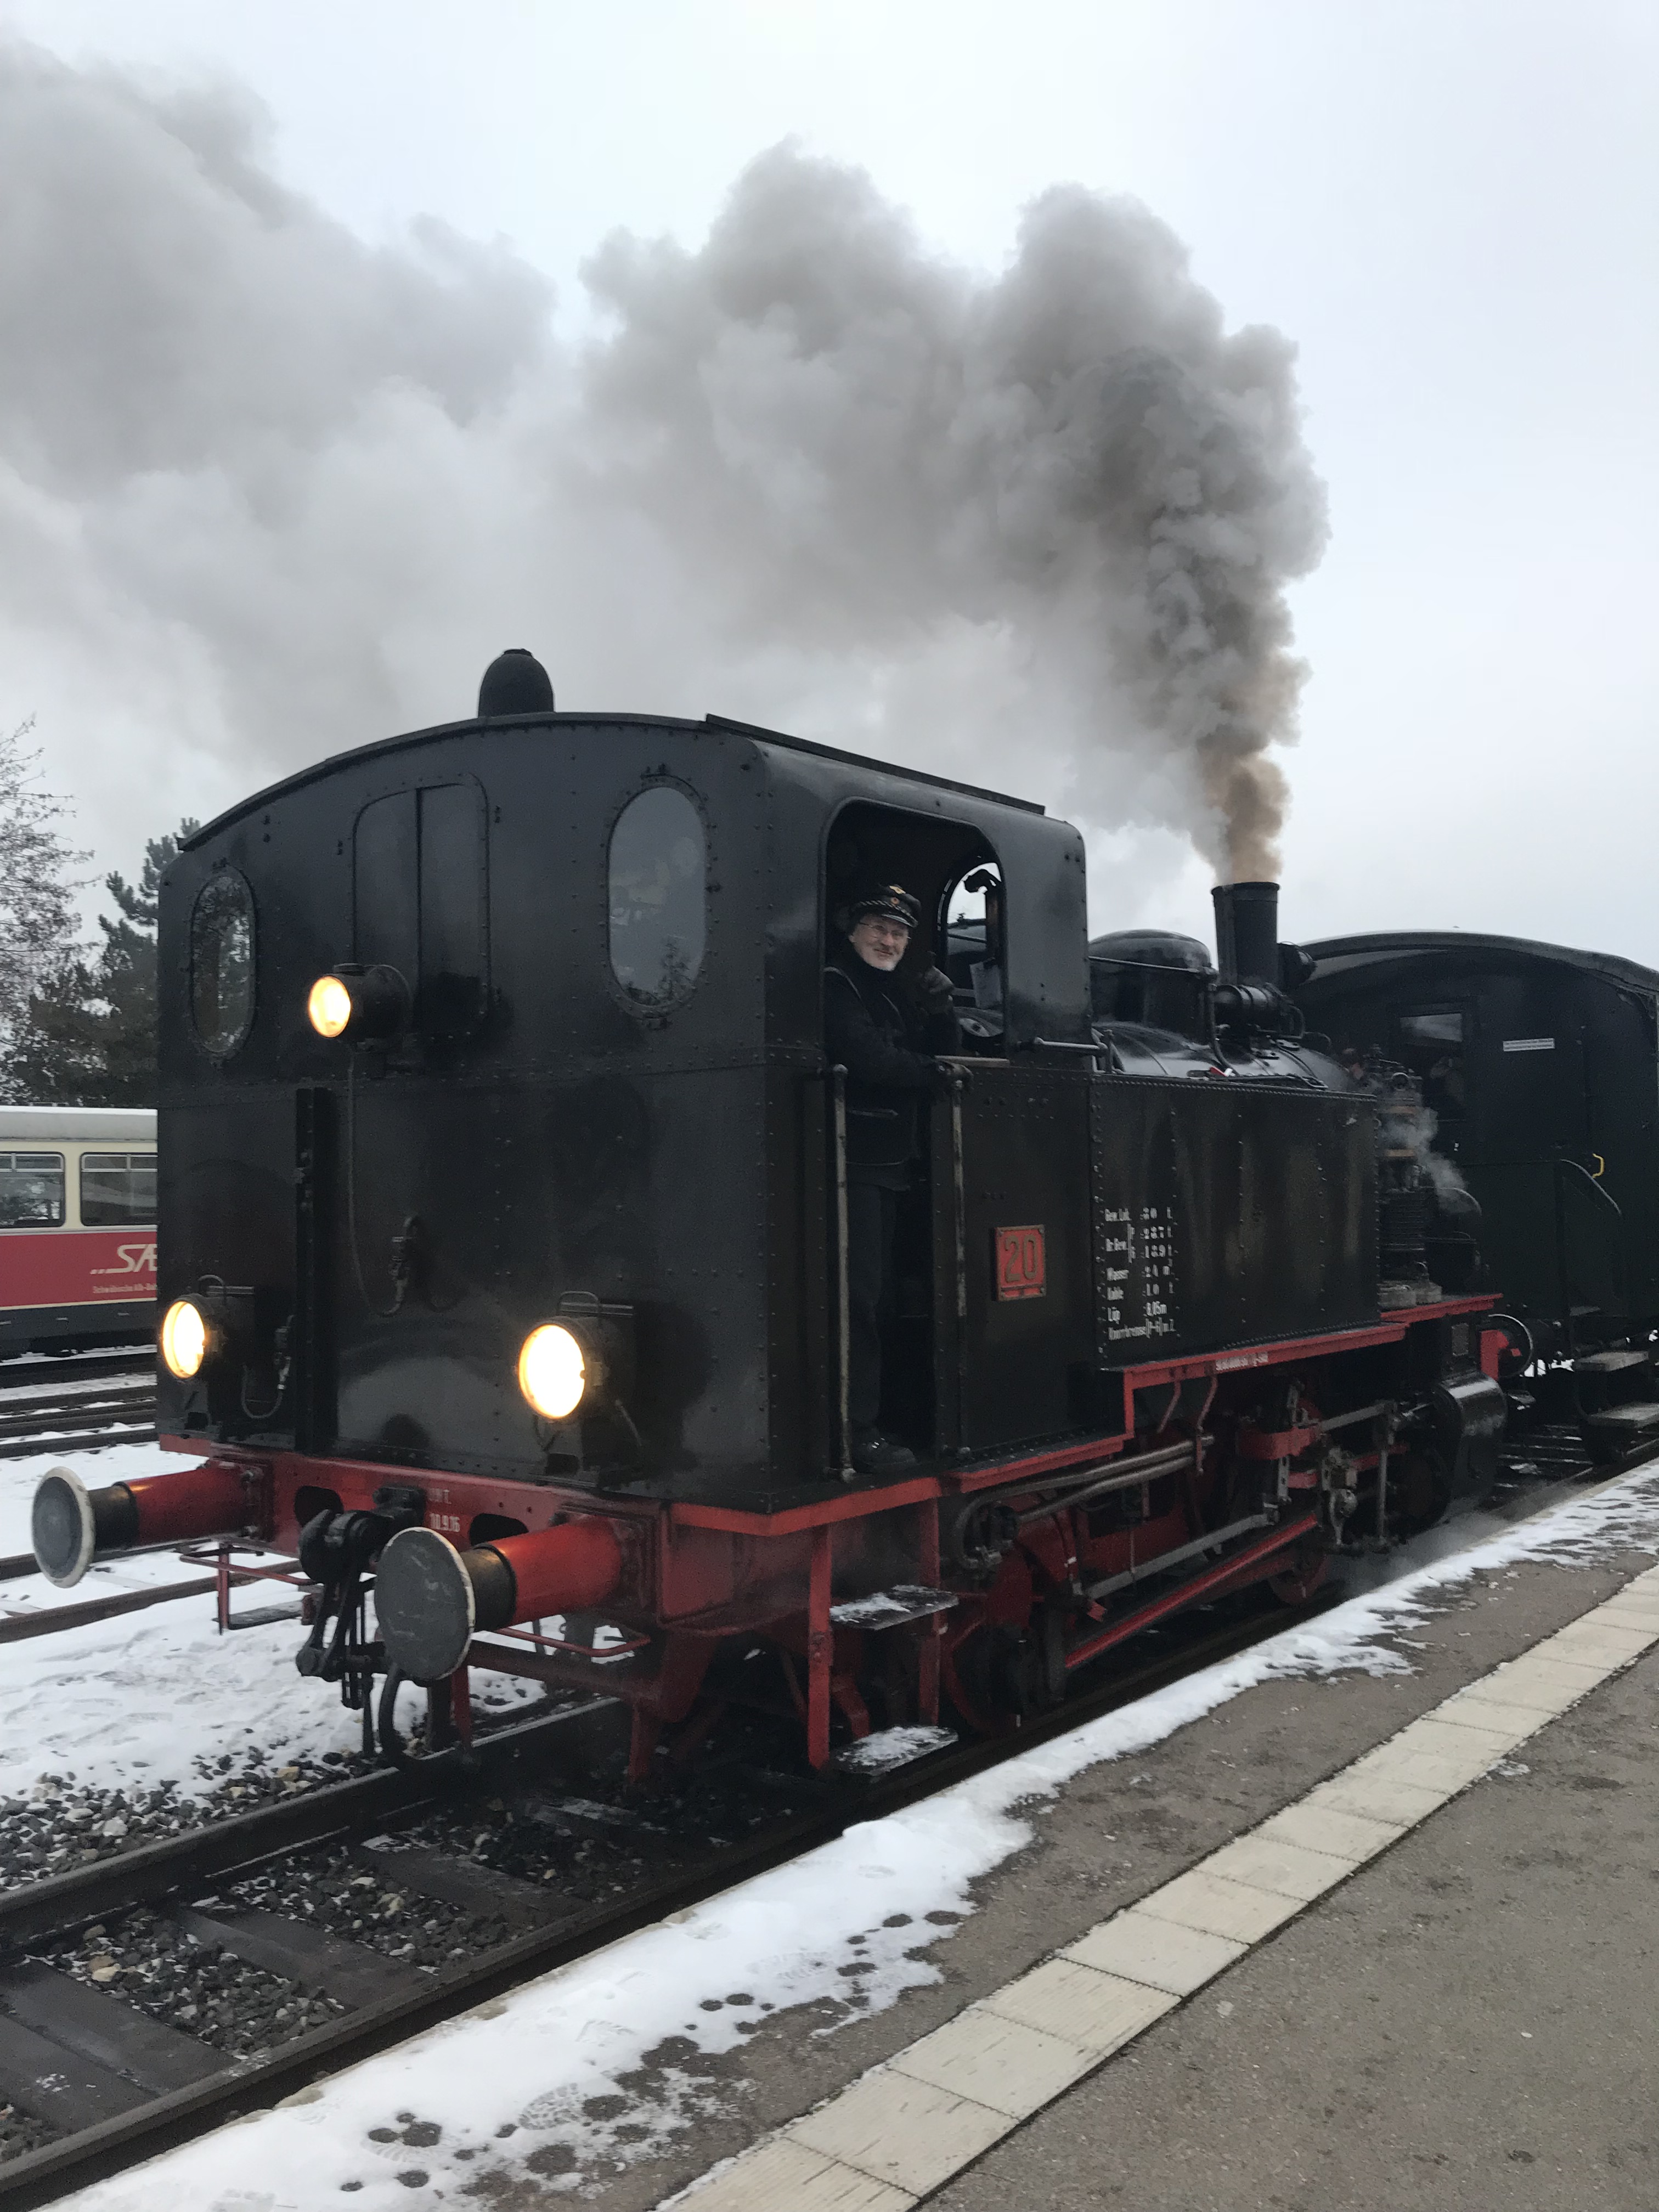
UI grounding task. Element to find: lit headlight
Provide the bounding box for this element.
[307,974,353,1038]
[305,963,411,1042]
[160,1297,211,1380]
[518,1323,589,1421]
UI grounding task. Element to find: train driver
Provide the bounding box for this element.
[825,882,960,1476]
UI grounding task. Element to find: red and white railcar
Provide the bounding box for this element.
[0,1108,157,1355]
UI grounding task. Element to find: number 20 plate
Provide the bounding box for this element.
[994,1223,1047,1300]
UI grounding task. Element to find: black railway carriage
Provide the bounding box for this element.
[1300,932,1659,1355]
[1300,930,1659,1454]
[36,665,1504,1777]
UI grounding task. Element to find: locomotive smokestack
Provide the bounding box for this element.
[1212,881,1280,988]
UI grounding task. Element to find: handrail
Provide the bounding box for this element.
[829,1065,854,1485]
[1554,1153,1628,1347]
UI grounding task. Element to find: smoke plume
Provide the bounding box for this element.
[0,37,1327,884]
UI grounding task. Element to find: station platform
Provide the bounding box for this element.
[650,1491,1659,2212]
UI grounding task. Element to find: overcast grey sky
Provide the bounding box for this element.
[3,0,1656,958]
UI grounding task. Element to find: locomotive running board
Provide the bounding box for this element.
[668,1293,1501,1539]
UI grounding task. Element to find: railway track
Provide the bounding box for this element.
[0,1354,151,1394]
[0,1359,156,1471]
[0,1584,1350,2208]
[0,1417,1651,2204]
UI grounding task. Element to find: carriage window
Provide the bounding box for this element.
[0,1153,64,1228]
[190,870,255,1057]
[354,782,488,1034]
[1400,1009,1464,1049]
[1397,1006,1467,1123]
[80,1152,156,1227]
[608,786,706,1006]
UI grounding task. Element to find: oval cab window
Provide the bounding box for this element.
[190,870,256,1057]
[608,787,706,1006]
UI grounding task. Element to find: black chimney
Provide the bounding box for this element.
[1211,880,1279,986]
[477,648,555,719]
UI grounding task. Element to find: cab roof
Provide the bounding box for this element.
[1305,929,1659,1000]
[182,709,1045,852]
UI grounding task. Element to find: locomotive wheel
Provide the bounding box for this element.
[1390,1448,1453,1537]
[1489,1313,1534,1383]
[1268,1538,1329,1605]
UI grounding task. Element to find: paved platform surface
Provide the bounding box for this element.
[930,1638,1659,2212]
[630,1515,1659,2212]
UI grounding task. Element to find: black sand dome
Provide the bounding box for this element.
[477,648,555,718]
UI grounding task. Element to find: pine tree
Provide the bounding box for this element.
[5,822,198,1108]
[0,719,85,1094]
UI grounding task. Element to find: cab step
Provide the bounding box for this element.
[1585,1401,1659,1436]
[1572,1349,1652,1376]
[832,1724,957,1778]
[830,1584,958,1629]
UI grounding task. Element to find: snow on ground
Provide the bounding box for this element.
[0,1444,536,1805]
[44,1462,1659,2211]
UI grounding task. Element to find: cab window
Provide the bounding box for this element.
[943,864,1004,1018]
[80,1152,157,1227]
[0,1153,65,1227]
[190,869,256,1057]
[354,781,489,1034]
[608,785,707,1006]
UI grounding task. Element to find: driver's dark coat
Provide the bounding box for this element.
[824,943,959,1183]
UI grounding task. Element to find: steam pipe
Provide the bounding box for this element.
[32,1459,255,1589]
[373,1519,624,1683]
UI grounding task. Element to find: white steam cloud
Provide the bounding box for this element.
[0,36,1327,884]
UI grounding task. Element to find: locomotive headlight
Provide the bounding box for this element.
[307,974,353,1038]
[517,1323,595,1421]
[306,963,411,1042]
[160,1297,212,1380]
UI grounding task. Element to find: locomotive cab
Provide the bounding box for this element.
[150,690,1092,1509]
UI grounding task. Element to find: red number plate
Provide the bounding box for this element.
[994,1224,1046,1301]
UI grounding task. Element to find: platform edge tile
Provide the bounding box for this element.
[1255,1801,1402,1862]
[1064,1910,1246,1995]
[1131,1868,1303,1944]
[788,2068,1008,2197]
[1203,1832,1355,1903]
[676,2134,916,2211]
[981,1956,1177,2052]
[888,2005,1094,2117]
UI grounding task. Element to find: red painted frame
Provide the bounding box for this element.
[150,1290,1495,1772]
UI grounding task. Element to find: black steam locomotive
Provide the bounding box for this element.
[32,653,1505,1776]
